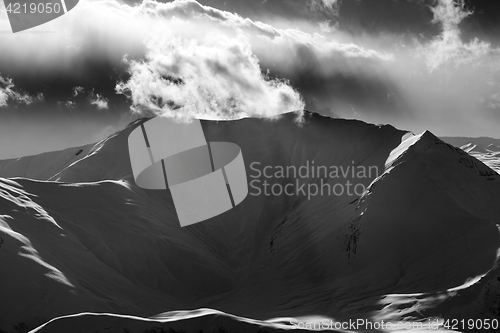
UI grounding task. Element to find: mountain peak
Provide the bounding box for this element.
[385,129,498,178]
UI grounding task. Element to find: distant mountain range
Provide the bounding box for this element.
[441,136,500,174]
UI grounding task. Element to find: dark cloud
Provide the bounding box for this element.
[461,0,500,47]
[197,0,500,47]
[337,0,439,39]
[194,0,439,40]
[181,0,336,23]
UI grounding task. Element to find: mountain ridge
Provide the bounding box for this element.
[0,111,499,332]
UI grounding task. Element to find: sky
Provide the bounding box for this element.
[0,0,499,158]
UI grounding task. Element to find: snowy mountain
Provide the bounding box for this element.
[442,137,500,174]
[0,112,499,333]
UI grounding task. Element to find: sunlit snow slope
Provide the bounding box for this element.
[442,136,500,174]
[0,112,499,333]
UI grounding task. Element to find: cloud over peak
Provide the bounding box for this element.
[115,34,304,120]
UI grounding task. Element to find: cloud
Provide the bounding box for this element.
[307,0,342,15]
[0,0,392,74]
[362,0,500,136]
[131,0,389,61]
[318,20,335,33]
[116,34,304,120]
[0,90,6,107]
[487,92,500,111]
[0,0,387,121]
[57,100,76,109]
[121,0,393,123]
[147,0,281,39]
[418,0,492,71]
[89,91,109,110]
[0,75,35,107]
[72,86,84,97]
[70,0,387,121]
[0,0,499,138]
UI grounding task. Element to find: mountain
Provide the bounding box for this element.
[441,136,500,174]
[0,112,499,333]
[0,143,94,181]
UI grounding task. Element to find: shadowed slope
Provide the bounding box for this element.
[0,112,499,332]
[0,144,94,180]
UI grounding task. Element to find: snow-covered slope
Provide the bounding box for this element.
[29,310,347,333]
[0,112,499,333]
[441,137,500,154]
[442,136,500,174]
[0,144,94,180]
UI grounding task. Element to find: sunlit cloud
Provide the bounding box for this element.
[72,86,84,98]
[0,75,35,107]
[418,0,492,71]
[115,34,304,120]
[89,91,109,110]
[0,0,388,121]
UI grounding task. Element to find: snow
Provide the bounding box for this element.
[0,112,499,332]
[441,136,500,174]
